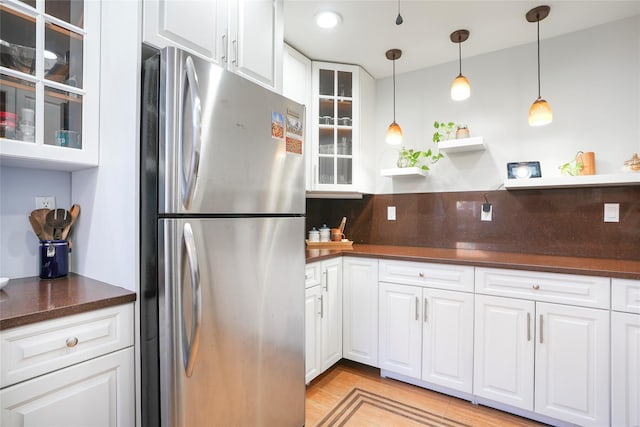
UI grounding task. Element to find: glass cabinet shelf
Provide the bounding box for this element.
[0,0,98,170]
[312,63,359,189]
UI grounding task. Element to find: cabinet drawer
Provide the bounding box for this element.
[475,268,610,309]
[379,260,474,292]
[1,304,134,388]
[305,263,321,289]
[612,278,640,314]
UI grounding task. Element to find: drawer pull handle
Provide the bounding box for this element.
[419,272,425,278]
[532,284,540,290]
[66,337,79,348]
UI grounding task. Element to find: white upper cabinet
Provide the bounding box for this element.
[228,0,282,91]
[0,0,100,171]
[142,0,227,66]
[282,44,312,190]
[308,61,375,194]
[143,0,283,92]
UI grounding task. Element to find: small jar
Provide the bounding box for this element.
[319,224,330,242]
[0,112,17,139]
[455,124,469,139]
[308,227,320,242]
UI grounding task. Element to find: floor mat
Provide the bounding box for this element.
[315,387,472,427]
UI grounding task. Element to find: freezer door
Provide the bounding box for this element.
[159,217,305,427]
[159,47,305,215]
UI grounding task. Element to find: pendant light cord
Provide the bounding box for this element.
[458,41,462,75]
[537,18,541,99]
[392,57,397,121]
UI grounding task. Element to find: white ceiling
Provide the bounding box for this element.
[283,1,640,79]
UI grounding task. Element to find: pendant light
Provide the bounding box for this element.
[527,5,552,126]
[395,0,403,25]
[385,49,403,145]
[450,29,470,101]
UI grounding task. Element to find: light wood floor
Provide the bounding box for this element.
[305,360,548,427]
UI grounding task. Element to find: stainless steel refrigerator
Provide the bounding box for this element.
[141,46,306,427]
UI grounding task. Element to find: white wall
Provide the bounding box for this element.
[0,166,71,278]
[375,15,640,194]
[71,0,140,292]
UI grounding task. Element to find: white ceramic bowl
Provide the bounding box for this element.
[0,277,9,290]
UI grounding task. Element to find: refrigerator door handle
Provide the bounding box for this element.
[181,222,202,377]
[180,56,202,210]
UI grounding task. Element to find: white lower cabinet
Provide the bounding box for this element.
[305,283,322,383]
[342,257,378,367]
[0,304,135,426]
[474,268,611,427]
[473,294,534,410]
[611,278,640,427]
[304,258,342,383]
[378,282,422,378]
[421,288,474,393]
[1,347,134,426]
[378,260,474,394]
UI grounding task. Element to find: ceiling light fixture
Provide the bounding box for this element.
[385,48,403,145]
[315,11,342,29]
[526,5,552,126]
[450,29,470,101]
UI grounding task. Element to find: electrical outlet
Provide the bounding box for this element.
[35,196,56,210]
[481,203,492,221]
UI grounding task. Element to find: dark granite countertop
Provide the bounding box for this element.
[0,273,137,330]
[306,244,640,280]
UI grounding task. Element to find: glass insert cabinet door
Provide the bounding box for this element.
[316,66,354,187]
[1,0,85,150]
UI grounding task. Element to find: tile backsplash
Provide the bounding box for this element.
[306,186,640,260]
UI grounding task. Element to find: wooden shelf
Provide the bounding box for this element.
[438,136,485,153]
[504,173,640,190]
[381,167,427,177]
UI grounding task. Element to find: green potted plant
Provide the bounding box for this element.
[432,121,457,143]
[559,151,584,176]
[397,147,444,171]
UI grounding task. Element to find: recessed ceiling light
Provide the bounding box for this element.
[315,11,342,29]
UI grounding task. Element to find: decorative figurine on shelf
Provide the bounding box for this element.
[624,153,640,171]
[455,124,470,139]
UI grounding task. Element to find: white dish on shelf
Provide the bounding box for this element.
[0,277,9,290]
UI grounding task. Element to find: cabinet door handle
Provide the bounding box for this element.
[415,296,419,320]
[221,34,228,63]
[527,312,531,341]
[231,38,238,65]
[539,314,544,344]
[532,284,540,290]
[323,270,328,291]
[319,295,324,318]
[423,298,428,323]
[419,272,424,278]
[66,337,79,348]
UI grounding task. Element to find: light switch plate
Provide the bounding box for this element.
[387,206,396,221]
[604,203,620,222]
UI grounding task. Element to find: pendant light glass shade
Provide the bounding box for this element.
[386,121,403,145]
[451,74,471,101]
[528,97,553,126]
[385,49,403,145]
[527,6,552,126]
[450,30,470,101]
